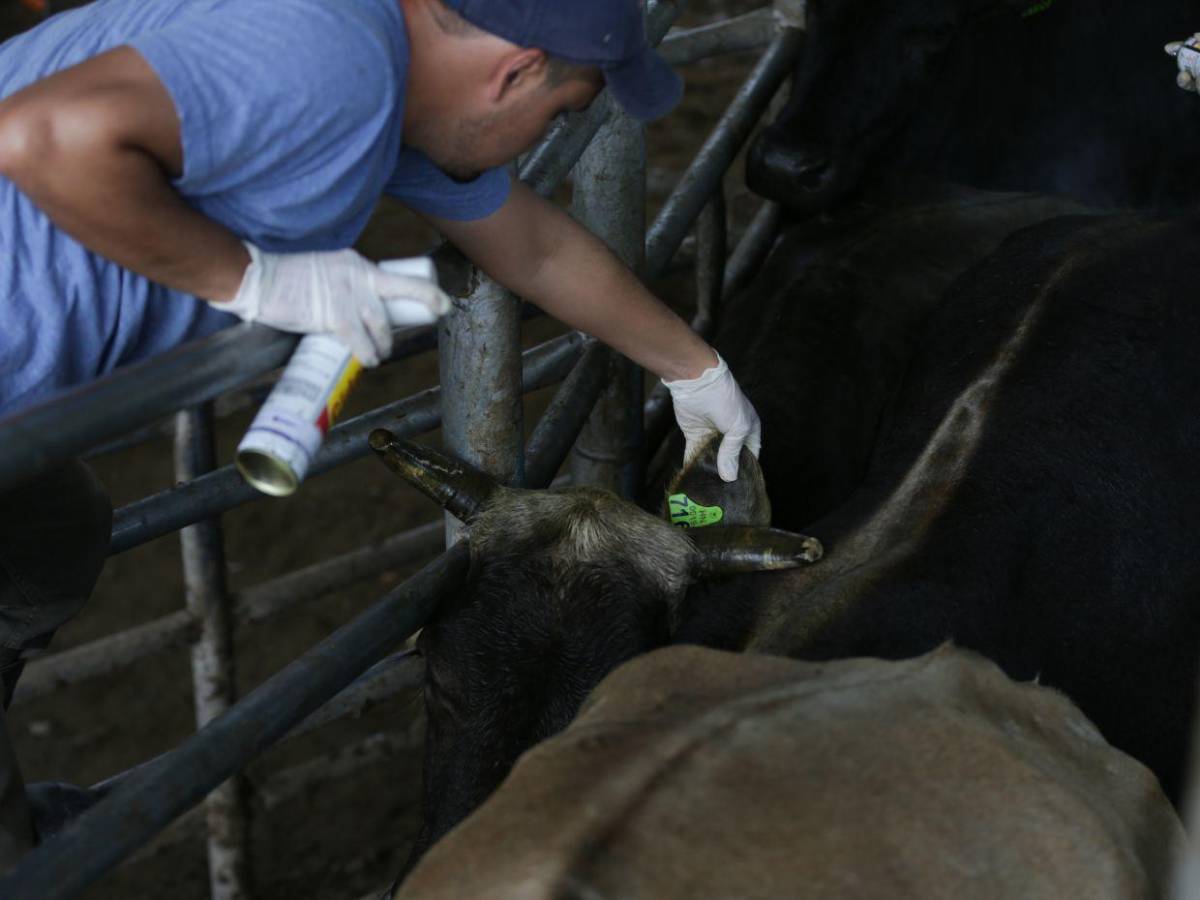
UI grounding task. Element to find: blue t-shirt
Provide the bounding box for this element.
[0,0,510,415]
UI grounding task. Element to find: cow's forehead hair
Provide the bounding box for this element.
[469,487,695,594]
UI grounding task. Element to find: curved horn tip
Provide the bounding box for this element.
[801,537,824,563]
[369,429,396,452]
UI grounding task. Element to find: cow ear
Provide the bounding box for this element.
[665,436,772,527]
[369,430,502,523]
[689,526,823,578]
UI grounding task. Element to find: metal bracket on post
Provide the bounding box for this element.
[438,267,524,545]
[568,99,647,496]
[174,405,253,900]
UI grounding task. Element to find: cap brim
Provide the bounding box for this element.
[603,47,683,122]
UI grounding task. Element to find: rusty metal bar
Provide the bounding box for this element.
[0,543,472,900]
[108,332,584,555]
[522,342,612,490]
[567,104,647,496]
[174,405,253,900]
[645,25,803,278]
[440,1,680,539]
[692,189,728,339]
[438,272,525,545]
[16,520,444,703]
[0,12,797,898]
[660,7,779,66]
[724,199,782,300]
[258,731,420,812]
[284,650,423,743]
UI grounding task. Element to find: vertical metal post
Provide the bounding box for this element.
[692,189,728,339]
[174,405,253,900]
[439,270,525,544]
[568,101,647,496]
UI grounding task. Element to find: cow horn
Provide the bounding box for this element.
[369,430,501,523]
[688,526,824,577]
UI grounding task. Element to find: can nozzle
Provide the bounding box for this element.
[379,257,445,326]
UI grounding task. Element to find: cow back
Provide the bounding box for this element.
[396,645,1182,899]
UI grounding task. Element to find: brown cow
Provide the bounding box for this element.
[396,645,1183,900]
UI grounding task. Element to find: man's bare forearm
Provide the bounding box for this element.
[441,182,717,382]
[0,47,248,302]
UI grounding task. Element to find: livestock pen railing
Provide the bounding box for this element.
[0,2,805,897]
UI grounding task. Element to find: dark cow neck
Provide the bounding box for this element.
[681,212,1200,798]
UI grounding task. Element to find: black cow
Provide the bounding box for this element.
[712,179,1087,530]
[379,206,1200,879]
[748,0,1200,216]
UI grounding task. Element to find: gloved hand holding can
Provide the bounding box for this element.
[217,245,452,367]
[233,255,444,497]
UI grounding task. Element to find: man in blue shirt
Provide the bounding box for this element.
[0,0,763,866]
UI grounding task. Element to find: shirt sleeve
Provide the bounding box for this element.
[128,0,399,198]
[385,148,512,221]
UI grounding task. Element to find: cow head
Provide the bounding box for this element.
[369,431,820,869]
[747,0,1021,215]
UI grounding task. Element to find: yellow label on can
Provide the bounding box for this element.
[325,357,363,427]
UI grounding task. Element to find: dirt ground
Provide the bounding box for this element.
[2,1,774,897]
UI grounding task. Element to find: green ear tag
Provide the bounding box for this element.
[668,493,724,529]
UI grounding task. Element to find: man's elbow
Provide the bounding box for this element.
[0,98,111,187]
[0,103,53,181]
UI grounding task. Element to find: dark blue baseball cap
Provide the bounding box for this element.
[443,0,684,122]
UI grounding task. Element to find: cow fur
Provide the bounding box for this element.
[397,645,1184,900]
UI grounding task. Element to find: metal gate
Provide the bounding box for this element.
[0,3,805,896]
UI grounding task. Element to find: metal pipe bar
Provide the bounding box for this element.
[124,725,424,868]
[0,317,453,496]
[237,520,444,628]
[567,105,647,497]
[660,7,779,67]
[0,542,472,900]
[692,190,728,339]
[522,342,611,489]
[83,651,425,827]
[724,200,782,300]
[284,650,423,743]
[0,324,296,494]
[644,26,804,279]
[439,2,679,543]
[174,405,253,900]
[108,332,584,555]
[258,730,420,812]
[16,610,196,703]
[439,274,525,545]
[92,650,426,809]
[16,519,444,704]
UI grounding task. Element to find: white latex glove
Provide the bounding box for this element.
[1165,34,1200,93]
[216,244,451,366]
[664,353,762,483]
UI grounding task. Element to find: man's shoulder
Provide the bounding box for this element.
[133,0,409,107]
[217,0,406,56]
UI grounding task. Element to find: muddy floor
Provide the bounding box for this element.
[2,1,774,897]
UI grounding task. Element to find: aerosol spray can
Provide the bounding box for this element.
[235,257,439,497]
[1166,33,1200,91]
